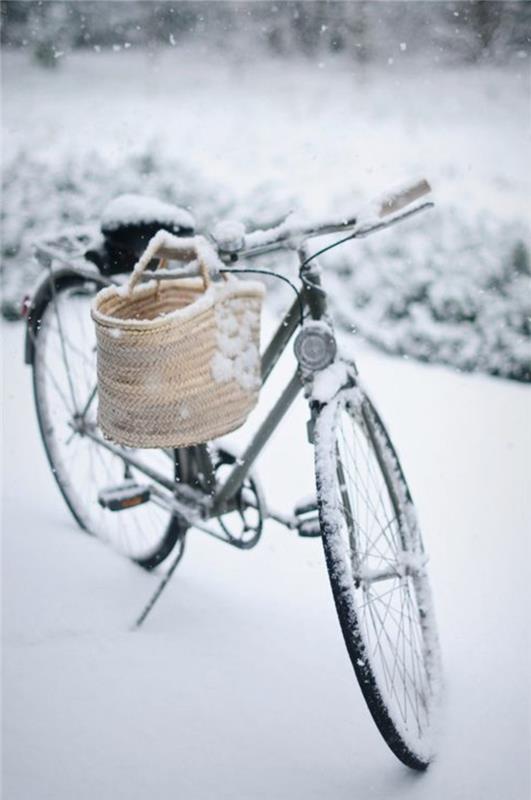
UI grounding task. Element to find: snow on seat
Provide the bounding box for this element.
[101,193,195,257]
[87,194,196,275]
[101,194,195,235]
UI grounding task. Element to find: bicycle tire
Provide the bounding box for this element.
[31,273,185,571]
[314,385,441,770]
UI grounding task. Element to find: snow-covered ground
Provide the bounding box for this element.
[2,319,530,800]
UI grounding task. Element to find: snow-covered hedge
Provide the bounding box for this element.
[325,211,530,382]
[2,147,530,382]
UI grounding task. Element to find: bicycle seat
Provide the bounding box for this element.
[86,194,196,275]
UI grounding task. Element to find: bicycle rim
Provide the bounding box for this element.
[314,386,441,770]
[32,276,183,568]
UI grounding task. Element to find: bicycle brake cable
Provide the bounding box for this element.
[220,231,357,325]
[299,231,358,295]
[219,267,305,328]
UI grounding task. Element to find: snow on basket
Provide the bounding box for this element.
[91,231,265,448]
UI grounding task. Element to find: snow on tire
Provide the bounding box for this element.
[313,386,442,770]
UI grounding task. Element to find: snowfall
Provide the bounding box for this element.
[2,46,531,799]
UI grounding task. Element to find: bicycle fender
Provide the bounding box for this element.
[24,265,107,365]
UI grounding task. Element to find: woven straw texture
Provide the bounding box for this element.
[91,241,264,448]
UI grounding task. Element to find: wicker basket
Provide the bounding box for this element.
[91,233,265,448]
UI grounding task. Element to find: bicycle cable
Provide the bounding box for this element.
[299,230,358,295]
[219,230,358,326]
[219,267,305,328]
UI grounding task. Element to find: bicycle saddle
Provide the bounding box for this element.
[86,194,196,275]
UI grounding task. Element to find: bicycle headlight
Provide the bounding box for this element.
[294,321,337,371]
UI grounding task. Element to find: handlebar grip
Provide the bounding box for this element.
[377,179,432,218]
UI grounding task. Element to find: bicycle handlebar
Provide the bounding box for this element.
[375,178,432,218]
[139,177,433,283]
[236,177,433,259]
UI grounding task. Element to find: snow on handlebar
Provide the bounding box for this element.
[137,178,433,281]
[238,177,433,256]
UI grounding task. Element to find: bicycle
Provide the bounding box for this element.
[24,179,441,771]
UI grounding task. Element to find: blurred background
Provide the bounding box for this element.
[2,0,530,380]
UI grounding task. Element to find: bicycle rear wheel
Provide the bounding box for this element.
[314,386,441,770]
[31,274,185,570]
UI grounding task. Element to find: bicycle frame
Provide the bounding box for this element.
[211,243,330,512]
[26,185,433,546]
[33,248,333,544]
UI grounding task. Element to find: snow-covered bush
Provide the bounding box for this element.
[326,211,531,382]
[2,144,529,382]
[1,148,223,312]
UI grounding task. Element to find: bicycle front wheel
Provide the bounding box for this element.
[31,274,185,570]
[314,386,441,770]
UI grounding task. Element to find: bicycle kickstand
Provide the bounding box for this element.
[133,548,183,629]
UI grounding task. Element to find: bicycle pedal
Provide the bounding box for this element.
[293,497,321,537]
[98,481,151,511]
[297,518,321,537]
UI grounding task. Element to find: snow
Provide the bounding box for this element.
[244,212,305,249]
[195,235,228,279]
[126,229,198,292]
[311,360,352,403]
[210,351,234,384]
[3,318,530,799]
[101,193,194,232]
[212,294,262,392]
[212,219,246,252]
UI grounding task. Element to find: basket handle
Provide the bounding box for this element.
[127,232,210,293]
